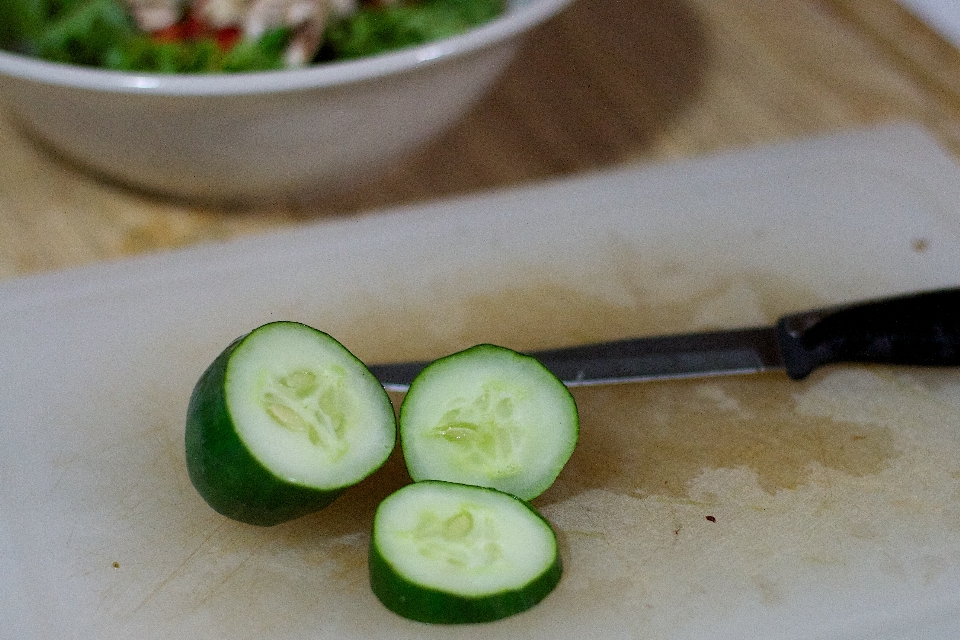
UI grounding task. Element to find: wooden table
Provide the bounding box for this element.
[3,0,959,281]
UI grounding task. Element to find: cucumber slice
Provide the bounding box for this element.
[369,480,562,624]
[398,344,578,500]
[185,321,396,526]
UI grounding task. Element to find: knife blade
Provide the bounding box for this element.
[368,287,960,391]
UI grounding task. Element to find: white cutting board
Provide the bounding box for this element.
[2,123,960,640]
[898,0,960,49]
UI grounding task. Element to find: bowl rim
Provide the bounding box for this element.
[0,0,572,96]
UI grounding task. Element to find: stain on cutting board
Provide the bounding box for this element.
[542,375,899,504]
[314,249,822,364]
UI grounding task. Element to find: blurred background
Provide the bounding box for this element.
[2,0,959,279]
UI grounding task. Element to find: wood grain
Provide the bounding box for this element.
[2,0,959,280]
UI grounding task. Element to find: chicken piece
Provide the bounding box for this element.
[193,0,358,64]
[125,0,184,31]
[281,0,361,64]
[192,0,351,33]
[328,0,359,16]
[193,0,254,29]
[243,0,326,38]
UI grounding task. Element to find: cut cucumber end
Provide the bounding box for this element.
[369,480,562,624]
[186,322,397,526]
[399,344,578,500]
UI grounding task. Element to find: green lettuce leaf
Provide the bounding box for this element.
[320,0,507,61]
[0,0,48,51]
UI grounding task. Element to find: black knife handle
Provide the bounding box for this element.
[775,287,960,380]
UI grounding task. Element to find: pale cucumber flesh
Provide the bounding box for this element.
[399,344,578,500]
[370,480,561,623]
[185,321,396,525]
[224,322,394,489]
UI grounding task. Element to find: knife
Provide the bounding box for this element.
[368,287,960,391]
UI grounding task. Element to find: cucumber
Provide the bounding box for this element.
[369,480,562,623]
[398,344,578,500]
[185,321,396,526]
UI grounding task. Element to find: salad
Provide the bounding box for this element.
[0,0,505,73]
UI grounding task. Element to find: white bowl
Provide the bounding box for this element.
[0,0,572,205]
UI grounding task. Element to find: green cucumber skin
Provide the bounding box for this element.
[369,544,561,624]
[186,330,344,526]
[369,483,563,624]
